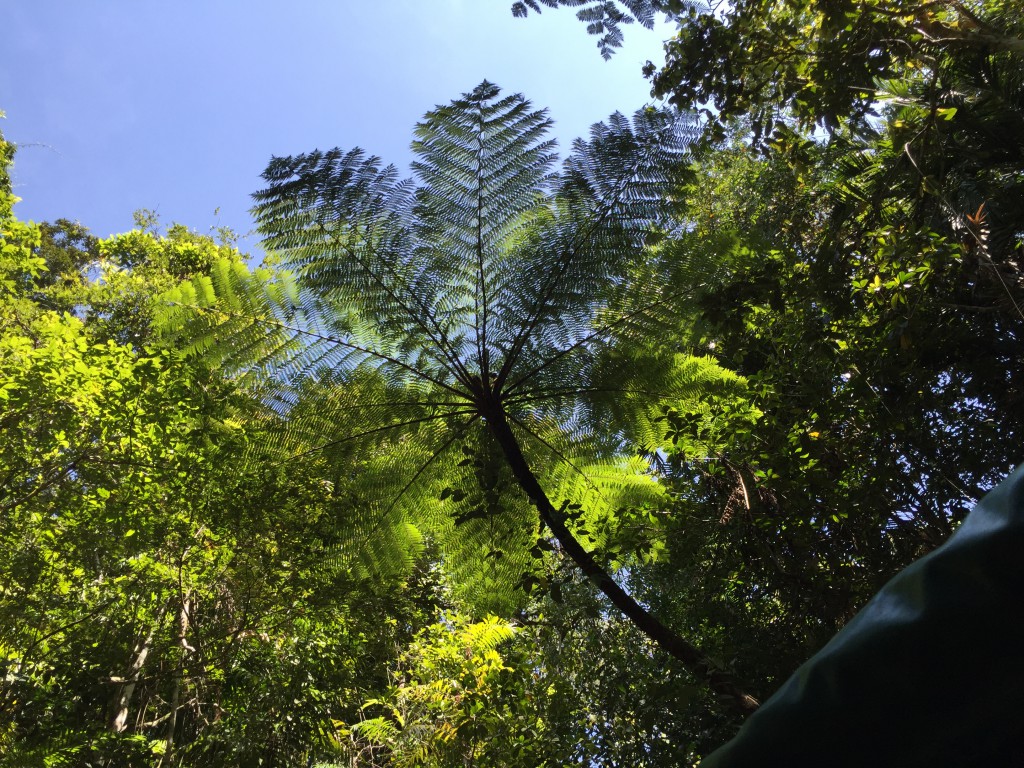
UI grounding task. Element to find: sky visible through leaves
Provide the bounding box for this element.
[1,0,668,252]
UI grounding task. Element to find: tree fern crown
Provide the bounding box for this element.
[160,82,739,611]
[249,81,692,415]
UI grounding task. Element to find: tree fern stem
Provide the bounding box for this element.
[474,97,490,383]
[485,404,760,717]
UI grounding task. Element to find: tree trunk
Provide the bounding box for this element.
[485,406,760,716]
[110,604,167,733]
[161,594,194,763]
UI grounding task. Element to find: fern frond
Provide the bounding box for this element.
[160,258,469,402]
[254,147,473,385]
[422,423,541,615]
[493,107,695,393]
[319,413,475,581]
[412,81,558,379]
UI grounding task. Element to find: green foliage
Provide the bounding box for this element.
[0,135,444,763]
[527,0,1024,141]
[86,221,247,345]
[159,82,740,619]
[0,131,44,311]
[625,76,1024,745]
[343,616,523,766]
[29,219,99,314]
[653,0,1024,137]
[515,4,1022,754]
[0,290,344,764]
[10,0,1023,756]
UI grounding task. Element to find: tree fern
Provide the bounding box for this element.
[159,82,757,713]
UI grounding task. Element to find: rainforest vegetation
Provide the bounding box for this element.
[2,1,1022,765]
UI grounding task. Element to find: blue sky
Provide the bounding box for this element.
[2,1,668,253]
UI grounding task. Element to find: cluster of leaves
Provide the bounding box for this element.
[511,0,679,58]
[341,617,529,767]
[525,0,1024,137]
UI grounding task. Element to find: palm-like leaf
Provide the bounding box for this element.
[160,82,757,713]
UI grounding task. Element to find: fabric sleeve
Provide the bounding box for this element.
[701,463,1024,768]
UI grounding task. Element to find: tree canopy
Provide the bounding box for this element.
[3,1,1023,762]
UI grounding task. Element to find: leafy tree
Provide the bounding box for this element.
[653,0,1024,136]
[342,616,534,767]
[610,72,1022,763]
[0,128,446,765]
[29,219,99,313]
[524,0,1024,619]
[516,2,1023,758]
[514,0,1024,137]
[161,81,761,713]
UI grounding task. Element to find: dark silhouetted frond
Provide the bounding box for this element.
[509,0,687,59]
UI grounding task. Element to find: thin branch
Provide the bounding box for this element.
[507,385,690,405]
[21,597,120,656]
[901,133,1024,324]
[0,459,82,514]
[300,398,471,412]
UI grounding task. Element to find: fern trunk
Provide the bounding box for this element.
[484,403,760,716]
